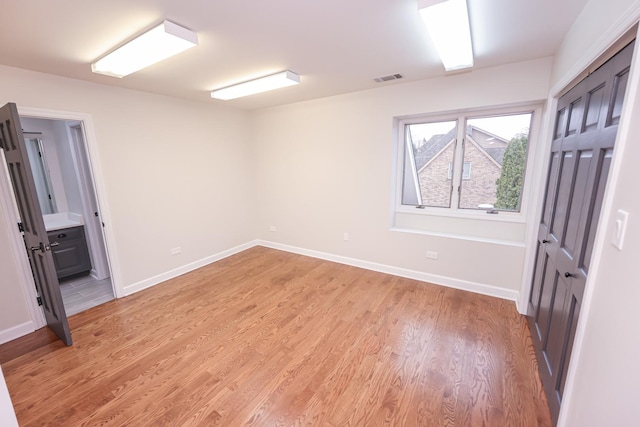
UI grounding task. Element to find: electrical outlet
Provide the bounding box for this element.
[269,226,277,232]
[343,232,349,241]
[171,247,182,255]
[426,251,438,260]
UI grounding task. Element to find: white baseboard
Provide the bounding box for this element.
[121,237,519,304]
[122,240,259,296]
[257,240,520,303]
[0,321,36,346]
[0,240,519,346]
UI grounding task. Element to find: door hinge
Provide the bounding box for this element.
[37,296,43,306]
[17,222,24,232]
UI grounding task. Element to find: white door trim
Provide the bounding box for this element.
[66,122,110,280]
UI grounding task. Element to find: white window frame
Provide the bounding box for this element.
[395,103,543,222]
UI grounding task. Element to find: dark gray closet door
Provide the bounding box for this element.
[0,102,72,345]
[527,41,634,424]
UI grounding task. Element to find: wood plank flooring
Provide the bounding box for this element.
[0,246,552,426]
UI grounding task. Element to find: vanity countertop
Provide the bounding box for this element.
[43,213,84,232]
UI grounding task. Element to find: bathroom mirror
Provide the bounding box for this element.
[24,134,58,215]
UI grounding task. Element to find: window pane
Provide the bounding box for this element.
[459,113,532,211]
[462,162,471,180]
[403,120,457,207]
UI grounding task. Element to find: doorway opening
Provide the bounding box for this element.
[21,116,114,316]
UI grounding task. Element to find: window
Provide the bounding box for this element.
[402,119,457,208]
[449,162,471,180]
[400,109,533,213]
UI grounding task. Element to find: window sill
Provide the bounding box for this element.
[395,205,526,224]
[393,208,527,244]
[390,226,526,247]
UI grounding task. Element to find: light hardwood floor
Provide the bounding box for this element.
[0,246,552,426]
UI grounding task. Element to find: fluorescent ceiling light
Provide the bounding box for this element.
[418,0,474,71]
[92,20,198,78]
[211,71,300,100]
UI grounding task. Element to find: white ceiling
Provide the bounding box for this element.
[0,0,588,110]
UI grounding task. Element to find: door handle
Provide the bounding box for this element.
[29,242,45,253]
[564,272,574,278]
[542,239,550,243]
[44,241,60,251]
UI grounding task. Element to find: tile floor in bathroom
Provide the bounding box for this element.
[59,275,114,316]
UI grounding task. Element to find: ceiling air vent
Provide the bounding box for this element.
[374,73,404,83]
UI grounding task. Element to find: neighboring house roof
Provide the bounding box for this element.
[483,147,507,165]
[413,127,456,171]
[466,126,509,165]
[412,125,510,171]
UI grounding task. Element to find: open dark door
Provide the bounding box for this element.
[0,103,72,345]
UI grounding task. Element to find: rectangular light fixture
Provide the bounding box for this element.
[418,0,474,71]
[92,20,198,78]
[211,71,300,100]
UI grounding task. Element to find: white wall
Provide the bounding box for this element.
[0,65,255,334]
[0,1,636,424]
[551,0,640,88]
[0,367,18,427]
[251,58,552,297]
[549,0,640,425]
